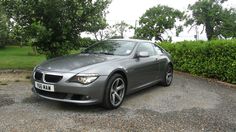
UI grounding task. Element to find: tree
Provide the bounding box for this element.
[219,8,236,38]
[135,5,184,41]
[93,25,111,41]
[1,0,110,58]
[186,0,236,40]
[0,5,9,48]
[112,21,131,38]
[11,23,26,47]
[93,21,131,41]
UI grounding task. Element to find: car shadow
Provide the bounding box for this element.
[126,84,163,98]
[59,83,164,112]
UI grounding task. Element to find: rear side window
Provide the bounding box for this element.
[136,43,155,56]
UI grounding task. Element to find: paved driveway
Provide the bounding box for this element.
[0,72,236,131]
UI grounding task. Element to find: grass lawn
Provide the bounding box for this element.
[0,46,46,69]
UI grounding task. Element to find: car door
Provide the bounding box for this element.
[128,42,159,90]
[153,44,168,80]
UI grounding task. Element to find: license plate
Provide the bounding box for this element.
[35,82,54,92]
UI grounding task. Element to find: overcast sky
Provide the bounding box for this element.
[106,0,236,41]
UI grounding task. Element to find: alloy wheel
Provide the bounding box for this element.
[110,78,125,107]
[166,66,173,85]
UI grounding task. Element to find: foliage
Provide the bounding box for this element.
[0,5,9,48]
[10,23,26,47]
[75,37,97,49]
[160,40,236,84]
[93,25,112,41]
[111,21,131,38]
[93,21,131,41]
[1,0,110,58]
[135,5,184,41]
[186,0,236,40]
[219,8,236,38]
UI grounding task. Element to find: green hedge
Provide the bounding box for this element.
[160,40,236,84]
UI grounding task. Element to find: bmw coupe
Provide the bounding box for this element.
[32,39,173,109]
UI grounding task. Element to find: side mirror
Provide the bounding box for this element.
[136,51,150,58]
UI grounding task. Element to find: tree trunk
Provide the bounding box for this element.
[205,20,214,40]
[32,46,37,55]
[121,31,124,38]
[94,33,99,41]
[155,35,163,42]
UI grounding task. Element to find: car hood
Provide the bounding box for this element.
[38,54,121,72]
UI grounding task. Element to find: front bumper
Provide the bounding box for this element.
[32,87,98,104]
[32,73,108,105]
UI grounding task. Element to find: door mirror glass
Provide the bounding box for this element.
[137,51,149,58]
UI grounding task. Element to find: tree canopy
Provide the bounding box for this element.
[111,21,131,38]
[0,5,9,48]
[1,0,110,58]
[135,5,184,42]
[186,0,236,40]
[219,8,236,38]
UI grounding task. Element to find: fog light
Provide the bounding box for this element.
[81,95,91,100]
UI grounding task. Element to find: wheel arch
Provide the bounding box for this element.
[107,69,128,87]
[168,62,173,69]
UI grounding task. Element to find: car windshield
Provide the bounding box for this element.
[82,40,137,56]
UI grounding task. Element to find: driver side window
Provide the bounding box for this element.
[136,43,155,56]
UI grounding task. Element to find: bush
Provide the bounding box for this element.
[0,40,6,48]
[160,40,236,84]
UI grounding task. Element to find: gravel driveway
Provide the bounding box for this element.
[0,72,236,131]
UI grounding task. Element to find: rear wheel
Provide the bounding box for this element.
[102,74,126,109]
[161,64,173,86]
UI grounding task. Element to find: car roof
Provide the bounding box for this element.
[108,39,153,43]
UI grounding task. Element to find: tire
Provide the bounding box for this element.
[102,74,126,109]
[161,64,173,86]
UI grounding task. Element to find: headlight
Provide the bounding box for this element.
[70,73,99,84]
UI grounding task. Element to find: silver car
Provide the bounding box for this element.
[32,39,173,109]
